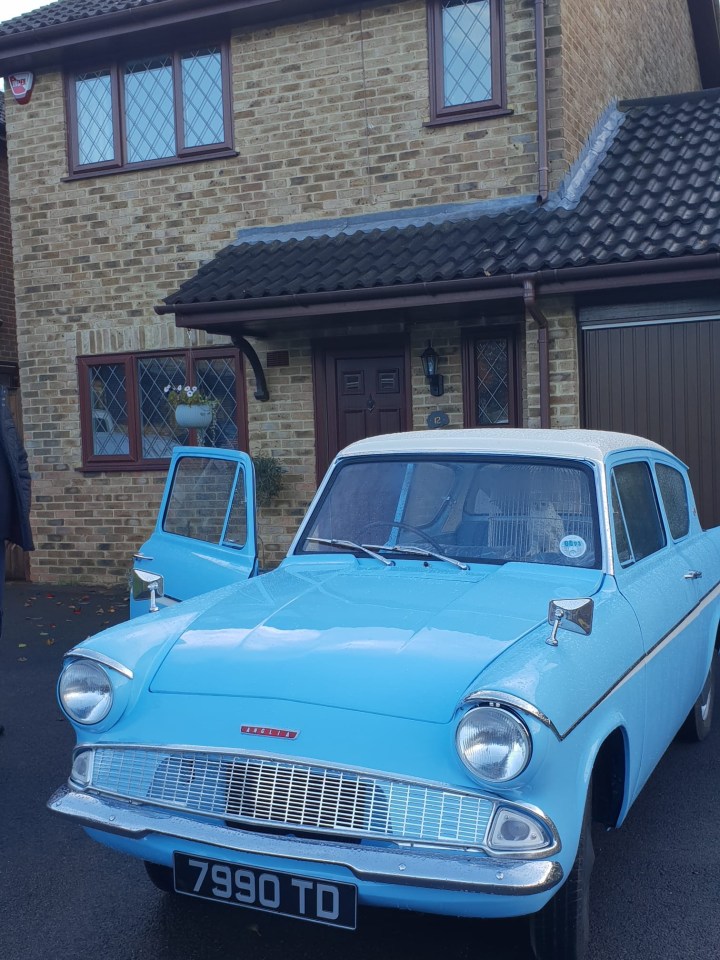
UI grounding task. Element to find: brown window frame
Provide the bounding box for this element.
[426,0,509,126]
[65,42,234,179]
[462,327,521,427]
[77,347,247,472]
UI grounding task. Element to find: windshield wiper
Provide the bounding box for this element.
[363,543,469,570]
[306,537,394,566]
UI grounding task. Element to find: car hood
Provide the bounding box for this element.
[149,560,603,722]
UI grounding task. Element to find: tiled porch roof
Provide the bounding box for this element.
[163,87,720,311]
[0,0,165,35]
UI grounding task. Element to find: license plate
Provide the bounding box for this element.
[173,852,357,929]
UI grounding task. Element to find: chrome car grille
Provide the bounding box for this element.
[88,746,495,850]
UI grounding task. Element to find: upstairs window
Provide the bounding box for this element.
[66,45,233,176]
[427,0,507,125]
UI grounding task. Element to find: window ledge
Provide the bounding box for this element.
[63,149,239,182]
[424,107,513,128]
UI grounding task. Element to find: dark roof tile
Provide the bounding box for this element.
[163,87,720,308]
[0,0,166,36]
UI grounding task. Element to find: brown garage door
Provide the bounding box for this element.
[582,316,720,530]
[312,339,410,480]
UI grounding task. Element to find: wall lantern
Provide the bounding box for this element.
[420,341,444,397]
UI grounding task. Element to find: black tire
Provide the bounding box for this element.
[680,654,715,743]
[529,786,594,960]
[144,860,175,893]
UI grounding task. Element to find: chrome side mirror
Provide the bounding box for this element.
[546,598,594,647]
[132,569,165,614]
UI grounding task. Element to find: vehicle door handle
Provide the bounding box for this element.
[684,570,703,580]
[133,553,154,562]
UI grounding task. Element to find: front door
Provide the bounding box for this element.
[314,341,410,478]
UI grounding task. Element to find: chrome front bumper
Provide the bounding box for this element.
[48,785,563,897]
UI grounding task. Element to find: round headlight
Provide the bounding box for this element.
[456,706,531,782]
[59,660,113,724]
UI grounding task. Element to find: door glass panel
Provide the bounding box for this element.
[474,337,509,425]
[224,468,248,547]
[163,456,237,542]
[655,464,690,540]
[612,462,666,562]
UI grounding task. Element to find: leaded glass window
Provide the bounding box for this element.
[76,70,115,165]
[125,57,176,163]
[182,49,225,148]
[427,0,506,124]
[475,337,509,425]
[78,349,246,470]
[462,330,519,428]
[88,363,129,456]
[137,355,185,460]
[67,44,231,175]
[442,0,492,106]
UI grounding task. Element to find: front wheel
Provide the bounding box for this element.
[680,653,715,742]
[529,787,594,960]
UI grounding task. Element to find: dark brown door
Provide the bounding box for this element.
[313,341,410,479]
[582,317,720,529]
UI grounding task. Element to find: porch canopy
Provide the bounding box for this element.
[157,89,720,340]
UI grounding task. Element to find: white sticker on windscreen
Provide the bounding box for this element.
[559,535,587,559]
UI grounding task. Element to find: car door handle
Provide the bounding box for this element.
[684,570,703,580]
[133,553,154,562]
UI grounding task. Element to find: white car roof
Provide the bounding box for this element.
[337,428,674,466]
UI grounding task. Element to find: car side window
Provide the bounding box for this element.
[611,461,666,565]
[655,463,690,540]
[163,456,241,544]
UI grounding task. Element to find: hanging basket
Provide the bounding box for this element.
[175,403,213,429]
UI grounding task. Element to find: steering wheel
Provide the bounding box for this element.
[360,519,443,553]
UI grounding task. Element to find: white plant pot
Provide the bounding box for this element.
[175,404,213,429]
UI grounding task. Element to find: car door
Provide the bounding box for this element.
[653,457,718,698]
[131,447,257,617]
[608,456,703,780]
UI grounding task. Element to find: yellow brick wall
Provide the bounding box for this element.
[550,0,700,179]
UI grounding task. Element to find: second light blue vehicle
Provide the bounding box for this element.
[50,429,720,960]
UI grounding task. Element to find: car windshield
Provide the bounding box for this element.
[297,456,600,568]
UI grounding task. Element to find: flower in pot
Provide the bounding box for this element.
[164,384,215,429]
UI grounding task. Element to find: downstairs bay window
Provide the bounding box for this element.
[78,348,247,471]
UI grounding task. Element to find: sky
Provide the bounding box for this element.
[0,0,52,88]
[0,0,50,21]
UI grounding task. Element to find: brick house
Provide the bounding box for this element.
[0,0,719,584]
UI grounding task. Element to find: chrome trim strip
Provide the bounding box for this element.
[560,578,720,740]
[63,649,134,680]
[469,578,720,742]
[597,465,615,577]
[464,693,561,740]
[71,742,560,858]
[47,785,563,897]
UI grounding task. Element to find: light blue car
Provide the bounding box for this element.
[49,430,719,960]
